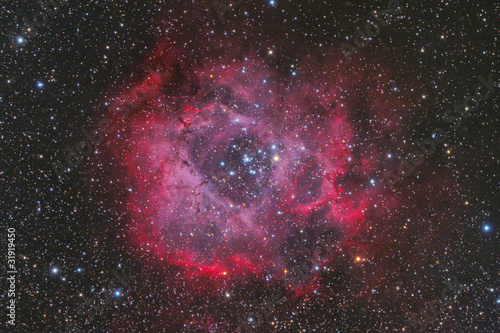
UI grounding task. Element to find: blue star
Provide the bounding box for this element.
[482,224,491,233]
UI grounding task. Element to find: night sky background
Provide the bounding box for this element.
[1,0,499,332]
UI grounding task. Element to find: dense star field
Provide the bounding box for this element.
[1,0,499,332]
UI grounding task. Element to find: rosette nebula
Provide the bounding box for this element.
[101,38,402,293]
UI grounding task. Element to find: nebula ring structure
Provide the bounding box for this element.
[101,40,400,290]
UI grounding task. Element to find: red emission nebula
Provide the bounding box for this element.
[98,29,409,304]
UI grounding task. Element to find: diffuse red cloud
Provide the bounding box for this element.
[98,38,407,293]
